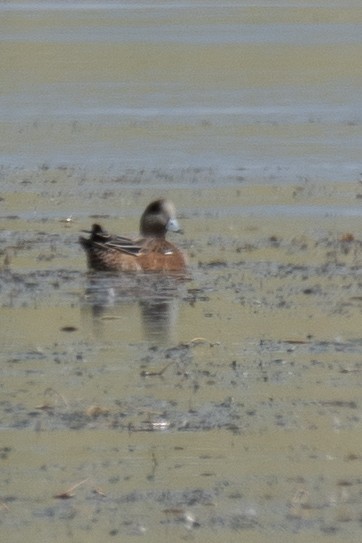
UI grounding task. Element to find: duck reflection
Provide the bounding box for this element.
[81,272,186,344]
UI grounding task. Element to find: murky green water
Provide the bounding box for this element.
[1,2,362,542]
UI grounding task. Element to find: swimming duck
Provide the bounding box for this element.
[79,199,187,273]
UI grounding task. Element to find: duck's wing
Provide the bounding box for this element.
[102,236,143,256]
[84,224,144,256]
[81,224,158,257]
[104,236,173,257]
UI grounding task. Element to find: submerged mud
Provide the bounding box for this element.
[1,167,362,540]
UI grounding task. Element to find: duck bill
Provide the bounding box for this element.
[167,218,183,234]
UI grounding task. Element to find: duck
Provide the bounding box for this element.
[79,199,187,273]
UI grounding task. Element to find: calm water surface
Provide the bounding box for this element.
[2,0,362,178]
[1,2,362,542]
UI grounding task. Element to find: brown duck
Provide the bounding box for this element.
[79,199,187,273]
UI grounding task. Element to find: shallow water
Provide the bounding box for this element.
[2,1,362,178]
[1,2,362,542]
